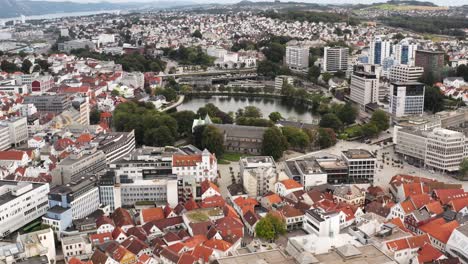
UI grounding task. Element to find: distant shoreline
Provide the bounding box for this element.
[0,10,121,22]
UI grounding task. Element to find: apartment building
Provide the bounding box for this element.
[0,124,10,151]
[341,149,376,183]
[285,46,309,70]
[349,71,380,107]
[0,181,50,238]
[42,176,100,234]
[389,82,425,117]
[62,235,93,261]
[303,208,340,237]
[323,47,349,72]
[394,40,418,66]
[274,75,293,90]
[369,37,392,65]
[240,156,278,198]
[389,65,424,83]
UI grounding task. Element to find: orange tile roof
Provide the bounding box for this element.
[403,183,424,198]
[409,193,432,209]
[0,150,26,161]
[203,239,232,251]
[280,179,303,190]
[182,235,207,249]
[264,193,282,204]
[167,242,185,253]
[173,155,202,167]
[201,180,220,194]
[141,207,165,223]
[449,197,468,212]
[400,200,416,214]
[233,196,258,214]
[424,201,444,215]
[434,189,468,204]
[388,218,411,233]
[420,218,459,243]
[191,245,213,262]
[417,243,444,263]
[386,234,430,251]
[177,253,197,264]
[200,195,225,208]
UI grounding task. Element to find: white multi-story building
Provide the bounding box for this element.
[275,75,293,90]
[0,181,50,238]
[389,65,424,83]
[240,156,278,198]
[0,124,10,151]
[284,158,327,190]
[303,208,340,237]
[389,82,425,117]
[349,71,380,107]
[0,117,29,147]
[395,127,468,172]
[285,46,309,70]
[323,47,349,72]
[369,37,392,65]
[446,224,468,264]
[341,149,376,183]
[394,40,418,66]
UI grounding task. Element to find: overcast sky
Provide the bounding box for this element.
[30,0,468,5]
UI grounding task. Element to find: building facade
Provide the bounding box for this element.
[285,46,309,70]
[389,82,425,117]
[323,47,349,72]
[389,65,424,83]
[349,71,380,107]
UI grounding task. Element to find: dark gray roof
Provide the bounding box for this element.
[212,124,267,139]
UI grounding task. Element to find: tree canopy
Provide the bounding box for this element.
[262,127,288,160]
[255,213,287,241]
[201,125,225,157]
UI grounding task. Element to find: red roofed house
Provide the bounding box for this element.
[385,234,433,264]
[447,197,468,212]
[140,207,165,224]
[418,218,460,251]
[260,193,282,210]
[200,195,225,208]
[388,200,416,221]
[0,150,30,166]
[433,189,468,205]
[203,238,233,257]
[200,180,221,200]
[275,179,303,197]
[111,208,135,232]
[89,232,113,246]
[233,196,258,217]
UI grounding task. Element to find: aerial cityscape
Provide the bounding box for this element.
[0,0,467,264]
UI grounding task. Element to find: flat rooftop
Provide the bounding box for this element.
[0,181,44,207]
[342,149,375,159]
[314,244,395,264]
[215,249,295,264]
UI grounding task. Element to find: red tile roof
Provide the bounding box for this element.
[233,196,258,214]
[264,193,282,204]
[141,207,165,223]
[191,245,213,262]
[424,201,444,215]
[448,197,468,212]
[434,189,468,204]
[201,180,220,194]
[420,218,459,243]
[200,196,225,208]
[172,155,202,167]
[417,243,444,263]
[409,193,432,209]
[386,234,431,251]
[280,179,303,190]
[0,150,26,161]
[203,239,232,252]
[89,232,112,244]
[112,208,134,228]
[177,253,197,264]
[400,200,416,214]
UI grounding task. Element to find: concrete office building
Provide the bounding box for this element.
[341,149,376,183]
[42,176,100,234]
[93,131,136,163]
[99,172,178,211]
[349,71,380,107]
[284,158,327,189]
[395,127,468,172]
[0,181,50,238]
[369,37,392,65]
[323,47,349,72]
[24,94,71,113]
[52,147,107,185]
[390,82,425,117]
[285,46,309,70]
[0,117,29,147]
[415,50,445,82]
[58,39,96,53]
[0,124,11,151]
[389,65,424,83]
[303,208,340,237]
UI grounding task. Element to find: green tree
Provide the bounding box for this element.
[192,30,203,39]
[318,128,337,148]
[155,87,177,101]
[370,110,390,131]
[144,126,175,147]
[281,126,310,150]
[111,89,120,97]
[263,42,285,63]
[255,213,286,241]
[201,125,225,157]
[336,103,357,125]
[459,158,468,180]
[21,59,32,73]
[191,125,206,149]
[319,113,343,132]
[424,86,445,113]
[307,65,321,82]
[322,72,333,83]
[362,123,379,138]
[262,127,288,160]
[89,108,101,125]
[268,112,283,122]
[243,106,262,118]
[1,60,20,73]
[171,110,197,137]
